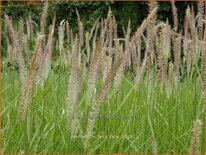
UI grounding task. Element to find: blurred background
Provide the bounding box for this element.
[2,1,199,33]
[1,0,199,57]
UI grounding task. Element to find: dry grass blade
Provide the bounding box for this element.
[28,14,34,40]
[102,54,112,83]
[6,38,16,67]
[84,54,123,150]
[189,119,202,154]
[19,35,44,121]
[67,36,81,135]
[86,38,102,104]
[145,0,158,75]
[5,15,26,84]
[58,20,66,63]
[38,17,55,87]
[131,7,157,45]
[108,8,114,48]
[85,31,90,62]
[89,15,101,40]
[76,8,84,47]
[40,1,48,33]
[22,34,30,65]
[170,0,178,31]
[157,25,166,82]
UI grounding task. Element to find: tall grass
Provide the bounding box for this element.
[2,0,205,154]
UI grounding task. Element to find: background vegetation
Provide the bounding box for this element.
[2,1,198,35]
[2,1,198,28]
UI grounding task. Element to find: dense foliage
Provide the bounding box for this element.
[2,1,197,34]
[1,1,198,58]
